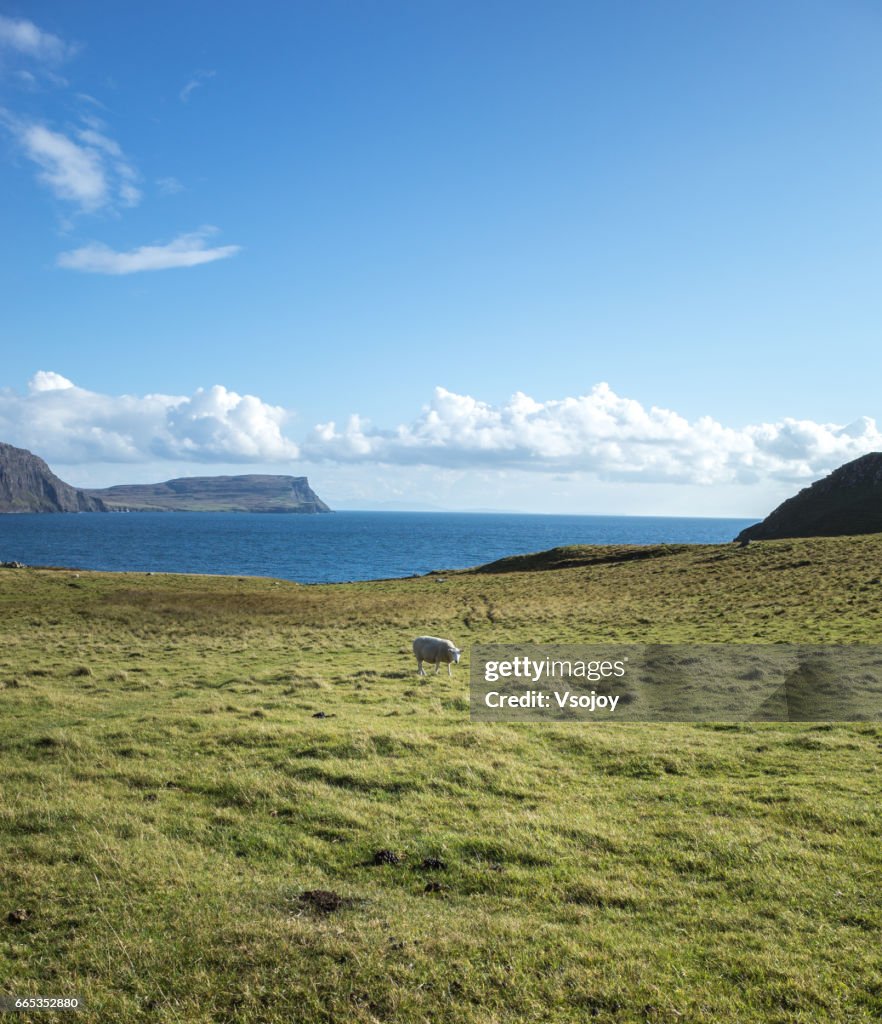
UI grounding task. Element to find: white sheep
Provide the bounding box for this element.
[412,636,462,677]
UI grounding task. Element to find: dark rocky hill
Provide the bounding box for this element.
[86,475,331,513]
[735,452,882,542]
[0,442,107,513]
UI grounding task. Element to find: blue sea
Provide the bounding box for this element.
[0,511,757,584]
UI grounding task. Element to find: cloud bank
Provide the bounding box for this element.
[1,374,879,486]
[301,385,881,484]
[1,373,297,463]
[57,228,241,274]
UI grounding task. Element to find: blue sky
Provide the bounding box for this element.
[1,1,881,513]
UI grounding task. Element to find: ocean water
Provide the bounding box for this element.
[0,511,757,584]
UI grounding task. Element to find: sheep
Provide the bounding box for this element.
[413,636,462,677]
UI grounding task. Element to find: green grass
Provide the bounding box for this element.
[1,536,881,1022]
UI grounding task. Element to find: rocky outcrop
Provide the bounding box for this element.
[0,442,107,513]
[85,475,332,513]
[735,452,882,541]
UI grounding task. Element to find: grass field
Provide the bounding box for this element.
[1,536,881,1022]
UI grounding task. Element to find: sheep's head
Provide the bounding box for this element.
[451,647,462,664]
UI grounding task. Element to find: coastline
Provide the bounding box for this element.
[0,511,760,584]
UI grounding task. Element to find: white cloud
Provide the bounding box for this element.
[118,182,141,206]
[0,376,879,492]
[57,228,241,274]
[180,70,215,103]
[76,126,122,157]
[17,122,107,210]
[0,374,297,464]
[0,15,73,62]
[76,125,140,205]
[6,116,141,213]
[300,384,882,485]
[29,370,75,393]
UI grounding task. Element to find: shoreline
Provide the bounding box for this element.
[2,538,746,587]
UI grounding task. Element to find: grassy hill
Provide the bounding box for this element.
[1,537,881,1022]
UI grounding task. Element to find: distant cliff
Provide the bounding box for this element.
[736,452,882,542]
[85,475,332,513]
[0,442,107,513]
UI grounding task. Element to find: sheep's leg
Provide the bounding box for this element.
[434,662,441,675]
[447,663,453,677]
[417,660,425,676]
